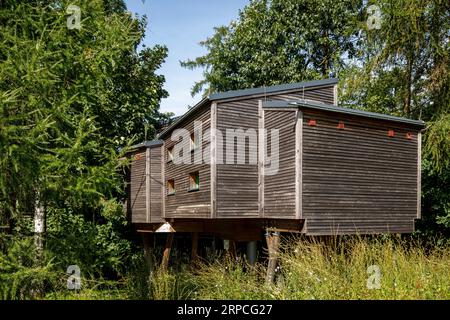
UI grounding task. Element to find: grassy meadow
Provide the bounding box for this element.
[38,236,450,300]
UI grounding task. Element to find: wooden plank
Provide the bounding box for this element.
[141,233,154,270]
[417,131,422,219]
[161,144,166,219]
[211,102,217,218]
[265,231,280,284]
[258,100,265,217]
[161,233,174,271]
[146,147,150,223]
[333,84,338,106]
[295,109,303,219]
[191,232,199,261]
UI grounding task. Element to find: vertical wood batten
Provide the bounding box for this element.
[295,109,303,219]
[211,102,217,218]
[258,100,265,217]
[161,144,166,219]
[333,84,338,106]
[145,147,151,223]
[417,131,422,219]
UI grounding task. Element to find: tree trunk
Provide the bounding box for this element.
[34,197,45,264]
[404,54,413,116]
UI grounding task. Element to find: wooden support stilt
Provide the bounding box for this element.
[229,240,237,259]
[161,233,174,271]
[246,241,257,265]
[265,231,280,284]
[191,232,199,261]
[141,233,154,270]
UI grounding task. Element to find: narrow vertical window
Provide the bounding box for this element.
[167,179,175,195]
[188,171,199,191]
[167,146,174,162]
[190,132,200,151]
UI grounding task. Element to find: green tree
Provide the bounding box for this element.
[181,0,363,96]
[0,0,168,275]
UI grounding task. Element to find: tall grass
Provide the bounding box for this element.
[182,236,450,300]
[4,236,448,300]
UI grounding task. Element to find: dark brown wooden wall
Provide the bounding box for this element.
[216,86,335,218]
[263,110,297,218]
[149,146,163,223]
[302,109,419,234]
[129,150,146,223]
[163,106,211,218]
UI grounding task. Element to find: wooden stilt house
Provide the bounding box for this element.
[125,78,424,247]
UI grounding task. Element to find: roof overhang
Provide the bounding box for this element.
[263,100,426,128]
[158,78,339,139]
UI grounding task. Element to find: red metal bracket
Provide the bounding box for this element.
[308,119,317,126]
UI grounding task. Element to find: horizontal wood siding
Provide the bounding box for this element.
[164,106,211,218]
[149,146,163,222]
[263,110,297,218]
[302,109,419,235]
[216,85,335,218]
[129,151,146,223]
[270,85,335,104]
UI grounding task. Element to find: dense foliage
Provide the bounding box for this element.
[0,0,170,296]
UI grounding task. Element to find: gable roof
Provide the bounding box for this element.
[158,78,338,139]
[263,100,425,127]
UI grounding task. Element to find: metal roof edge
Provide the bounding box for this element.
[129,139,164,150]
[209,78,338,101]
[263,100,426,127]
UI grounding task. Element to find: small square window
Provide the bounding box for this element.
[188,172,199,191]
[167,179,175,195]
[190,132,200,151]
[167,146,174,162]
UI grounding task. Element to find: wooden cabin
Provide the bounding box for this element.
[125,78,424,250]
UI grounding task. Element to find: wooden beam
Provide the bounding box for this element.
[161,233,174,271]
[161,143,166,219]
[295,110,303,219]
[211,102,217,218]
[417,131,422,219]
[229,240,237,259]
[333,84,338,106]
[258,100,265,217]
[265,231,280,284]
[141,233,154,270]
[145,147,151,223]
[191,232,199,261]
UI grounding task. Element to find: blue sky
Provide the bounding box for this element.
[125,0,248,116]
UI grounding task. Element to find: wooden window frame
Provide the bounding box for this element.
[188,171,200,192]
[190,132,200,152]
[167,179,176,195]
[167,146,174,163]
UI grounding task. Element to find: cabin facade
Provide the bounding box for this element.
[125,78,424,242]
